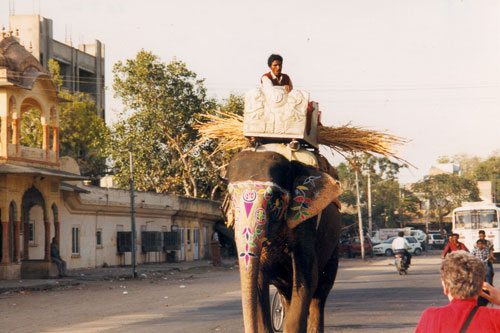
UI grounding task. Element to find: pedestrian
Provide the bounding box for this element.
[261,54,293,93]
[477,230,495,279]
[473,239,494,306]
[416,251,500,332]
[50,237,67,278]
[441,233,468,259]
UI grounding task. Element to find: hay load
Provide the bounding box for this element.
[196,87,409,164]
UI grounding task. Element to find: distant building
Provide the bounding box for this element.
[0,36,221,280]
[429,163,461,176]
[8,14,105,120]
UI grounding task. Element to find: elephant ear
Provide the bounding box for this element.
[286,167,342,229]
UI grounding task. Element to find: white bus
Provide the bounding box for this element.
[452,201,500,256]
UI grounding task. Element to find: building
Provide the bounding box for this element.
[8,14,105,119]
[0,33,222,280]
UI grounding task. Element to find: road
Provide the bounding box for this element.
[1,251,496,332]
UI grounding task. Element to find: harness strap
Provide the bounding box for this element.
[460,305,479,333]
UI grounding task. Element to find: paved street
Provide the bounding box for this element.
[1,251,497,332]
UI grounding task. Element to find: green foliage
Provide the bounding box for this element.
[412,173,480,229]
[48,59,109,178]
[337,154,419,229]
[109,50,241,199]
[20,108,43,148]
[438,152,500,203]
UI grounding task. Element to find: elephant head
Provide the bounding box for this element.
[225,150,341,331]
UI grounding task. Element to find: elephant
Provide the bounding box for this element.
[225,149,342,332]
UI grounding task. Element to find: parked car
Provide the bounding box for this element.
[340,236,373,258]
[427,233,446,249]
[373,236,423,256]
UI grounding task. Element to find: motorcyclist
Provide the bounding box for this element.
[392,231,412,268]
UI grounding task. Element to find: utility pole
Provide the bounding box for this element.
[367,171,372,235]
[129,146,137,278]
[355,169,365,260]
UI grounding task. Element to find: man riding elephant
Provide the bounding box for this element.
[261,54,294,93]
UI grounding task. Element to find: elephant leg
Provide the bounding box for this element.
[256,272,273,332]
[307,247,339,332]
[283,224,318,333]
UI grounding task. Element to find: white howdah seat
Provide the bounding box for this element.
[243,86,320,168]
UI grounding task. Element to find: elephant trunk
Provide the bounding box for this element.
[228,183,285,332]
[237,250,260,332]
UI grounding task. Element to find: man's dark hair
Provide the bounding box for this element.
[398,231,404,237]
[452,233,459,237]
[479,230,486,235]
[268,54,283,67]
[477,239,486,245]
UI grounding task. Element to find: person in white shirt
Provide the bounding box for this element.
[392,231,412,267]
[261,54,294,93]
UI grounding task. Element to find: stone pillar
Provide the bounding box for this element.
[1,221,9,264]
[54,221,60,246]
[42,124,49,160]
[53,126,59,162]
[44,220,50,261]
[12,118,19,155]
[23,221,29,260]
[0,116,7,157]
[13,221,20,263]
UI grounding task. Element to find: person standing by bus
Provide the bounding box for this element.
[476,230,495,305]
[441,233,469,259]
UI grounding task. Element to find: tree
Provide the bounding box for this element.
[19,108,43,148]
[412,173,480,230]
[110,50,236,199]
[48,59,109,178]
[336,154,417,229]
[439,152,500,202]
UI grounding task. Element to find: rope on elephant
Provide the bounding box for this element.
[195,112,410,164]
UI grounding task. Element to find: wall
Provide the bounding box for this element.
[59,185,222,269]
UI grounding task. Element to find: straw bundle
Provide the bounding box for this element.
[195,113,247,153]
[196,112,408,163]
[318,123,409,163]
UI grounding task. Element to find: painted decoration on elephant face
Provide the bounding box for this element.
[290,175,322,222]
[228,181,290,270]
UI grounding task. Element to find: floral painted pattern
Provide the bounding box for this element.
[228,181,290,270]
[290,175,322,222]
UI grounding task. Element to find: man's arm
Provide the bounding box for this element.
[286,77,293,93]
[441,243,450,258]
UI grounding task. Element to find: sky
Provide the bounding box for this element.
[1,0,500,183]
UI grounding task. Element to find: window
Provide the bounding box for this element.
[96,229,102,247]
[28,221,35,245]
[72,226,80,255]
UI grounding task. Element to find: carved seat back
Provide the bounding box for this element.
[243,87,318,148]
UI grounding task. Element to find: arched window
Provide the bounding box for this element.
[20,98,43,148]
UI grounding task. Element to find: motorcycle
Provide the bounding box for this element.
[394,250,408,275]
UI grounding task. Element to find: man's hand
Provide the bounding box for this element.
[284,85,291,93]
[480,282,500,305]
